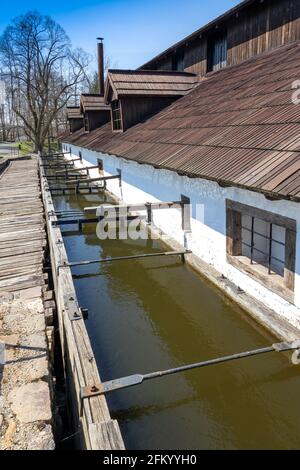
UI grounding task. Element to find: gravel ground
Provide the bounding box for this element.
[0,291,55,450]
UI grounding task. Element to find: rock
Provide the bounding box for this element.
[0,414,3,430]
[8,382,52,424]
[8,357,49,386]
[3,421,16,448]
[20,332,46,350]
[4,312,45,335]
[0,334,19,362]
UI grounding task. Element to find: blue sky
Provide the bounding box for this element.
[0,0,241,70]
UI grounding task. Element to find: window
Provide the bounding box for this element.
[79,151,82,162]
[84,113,89,132]
[207,33,227,72]
[112,100,122,131]
[97,158,103,174]
[226,200,296,303]
[172,51,185,72]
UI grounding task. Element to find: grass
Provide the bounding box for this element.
[17,141,34,156]
[15,140,60,156]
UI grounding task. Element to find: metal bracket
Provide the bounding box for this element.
[63,294,82,321]
[57,261,68,274]
[81,307,89,320]
[273,340,300,352]
[81,383,105,399]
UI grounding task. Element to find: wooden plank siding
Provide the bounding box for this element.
[141,0,300,76]
[121,96,176,131]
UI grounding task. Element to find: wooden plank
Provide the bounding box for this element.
[88,421,125,450]
[226,206,242,256]
[284,228,296,291]
[226,199,297,231]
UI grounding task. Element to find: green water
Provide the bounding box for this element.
[52,188,300,450]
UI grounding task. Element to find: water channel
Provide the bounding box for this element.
[50,176,300,450]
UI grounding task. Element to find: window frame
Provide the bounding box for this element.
[84,112,90,132]
[97,158,104,174]
[111,99,123,132]
[207,32,228,73]
[226,199,296,303]
[172,51,185,72]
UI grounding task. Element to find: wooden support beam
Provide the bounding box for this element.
[84,201,182,215]
[66,175,121,185]
[52,215,144,227]
[57,164,105,175]
[46,174,86,180]
[41,164,74,169]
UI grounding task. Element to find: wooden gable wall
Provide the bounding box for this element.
[150,0,300,76]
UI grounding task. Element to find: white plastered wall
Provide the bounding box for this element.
[62,143,300,329]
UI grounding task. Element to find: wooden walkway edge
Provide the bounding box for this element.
[39,156,125,450]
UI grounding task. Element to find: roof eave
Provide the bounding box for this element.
[139,0,258,69]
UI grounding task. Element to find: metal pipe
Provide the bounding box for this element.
[67,250,192,268]
[80,340,300,399]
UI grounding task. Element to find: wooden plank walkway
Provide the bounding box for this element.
[0,156,54,450]
[0,157,47,293]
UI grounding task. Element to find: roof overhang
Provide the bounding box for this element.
[66,107,83,120]
[80,94,111,113]
[139,0,259,69]
[104,69,199,104]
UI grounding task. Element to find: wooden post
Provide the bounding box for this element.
[146,203,152,224]
[181,195,191,232]
[226,205,242,256]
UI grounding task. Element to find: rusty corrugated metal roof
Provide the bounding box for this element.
[62,42,300,201]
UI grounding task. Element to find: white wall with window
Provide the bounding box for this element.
[62,142,300,330]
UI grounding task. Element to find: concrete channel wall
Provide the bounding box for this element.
[39,158,125,450]
[62,144,300,341]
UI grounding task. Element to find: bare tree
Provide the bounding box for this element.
[88,56,113,94]
[0,11,91,151]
